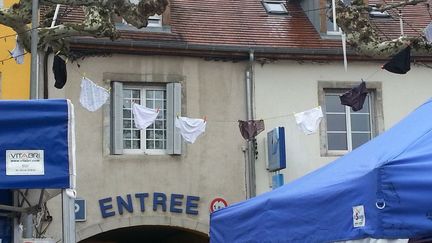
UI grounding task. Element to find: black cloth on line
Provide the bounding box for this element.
[238,120,265,140]
[382,46,411,74]
[53,55,67,89]
[340,81,368,112]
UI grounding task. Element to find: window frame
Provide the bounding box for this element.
[118,0,163,29]
[318,81,384,157]
[122,85,167,155]
[262,1,288,15]
[326,2,342,36]
[146,14,162,27]
[110,80,182,156]
[120,14,163,28]
[324,91,373,153]
[368,5,390,18]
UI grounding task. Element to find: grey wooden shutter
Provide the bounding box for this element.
[111,81,124,155]
[166,82,182,155]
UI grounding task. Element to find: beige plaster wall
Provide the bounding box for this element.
[254,60,432,194]
[45,54,248,241]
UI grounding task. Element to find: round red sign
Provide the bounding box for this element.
[210,198,228,213]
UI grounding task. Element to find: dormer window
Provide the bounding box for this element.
[262,1,288,14]
[369,5,390,18]
[147,14,162,27]
[121,14,162,28]
[326,3,342,35]
[112,1,169,32]
[327,20,342,35]
[120,0,163,28]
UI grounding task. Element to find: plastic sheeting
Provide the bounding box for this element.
[0,99,74,189]
[210,98,432,242]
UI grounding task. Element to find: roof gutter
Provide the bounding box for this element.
[70,37,432,61]
[70,37,360,60]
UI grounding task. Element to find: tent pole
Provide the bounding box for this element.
[22,214,33,238]
[62,189,76,243]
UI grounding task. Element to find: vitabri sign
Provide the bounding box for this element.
[6,150,45,175]
[99,192,200,218]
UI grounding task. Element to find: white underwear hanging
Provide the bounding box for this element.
[175,116,206,144]
[132,103,159,130]
[294,106,323,135]
[10,39,24,64]
[79,77,110,112]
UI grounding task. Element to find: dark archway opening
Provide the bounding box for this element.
[79,225,209,243]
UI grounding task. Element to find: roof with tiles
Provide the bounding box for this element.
[168,0,339,49]
[369,0,431,40]
[50,0,431,58]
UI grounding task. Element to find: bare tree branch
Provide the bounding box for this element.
[0,0,169,57]
[378,0,427,11]
[334,0,432,57]
[38,6,119,55]
[2,0,430,58]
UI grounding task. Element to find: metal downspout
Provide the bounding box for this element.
[246,50,256,198]
[30,0,39,100]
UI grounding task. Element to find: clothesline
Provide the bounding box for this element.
[67,61,102,88]
[197,112,299,123]
[0,26,40,41]
[74,72,370,141]
[0,52,28,65]
[364,66,382,80]
[71,63,382,124]
[205,110,313,123]
[382,0,430,37]
[415,61,432,69]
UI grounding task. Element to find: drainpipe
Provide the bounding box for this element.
[245,50,256,198]
[29,0,39,100]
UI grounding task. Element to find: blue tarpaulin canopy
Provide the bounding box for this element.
[210,99,432,243]
[0,99,75,189]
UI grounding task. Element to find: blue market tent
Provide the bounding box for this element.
[0,99,76,242]
[210,99,432,243]
[0,99,75,189]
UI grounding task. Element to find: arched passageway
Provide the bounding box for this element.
[79,225,209,243]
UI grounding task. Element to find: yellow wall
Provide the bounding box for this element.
[0,0,31,99]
